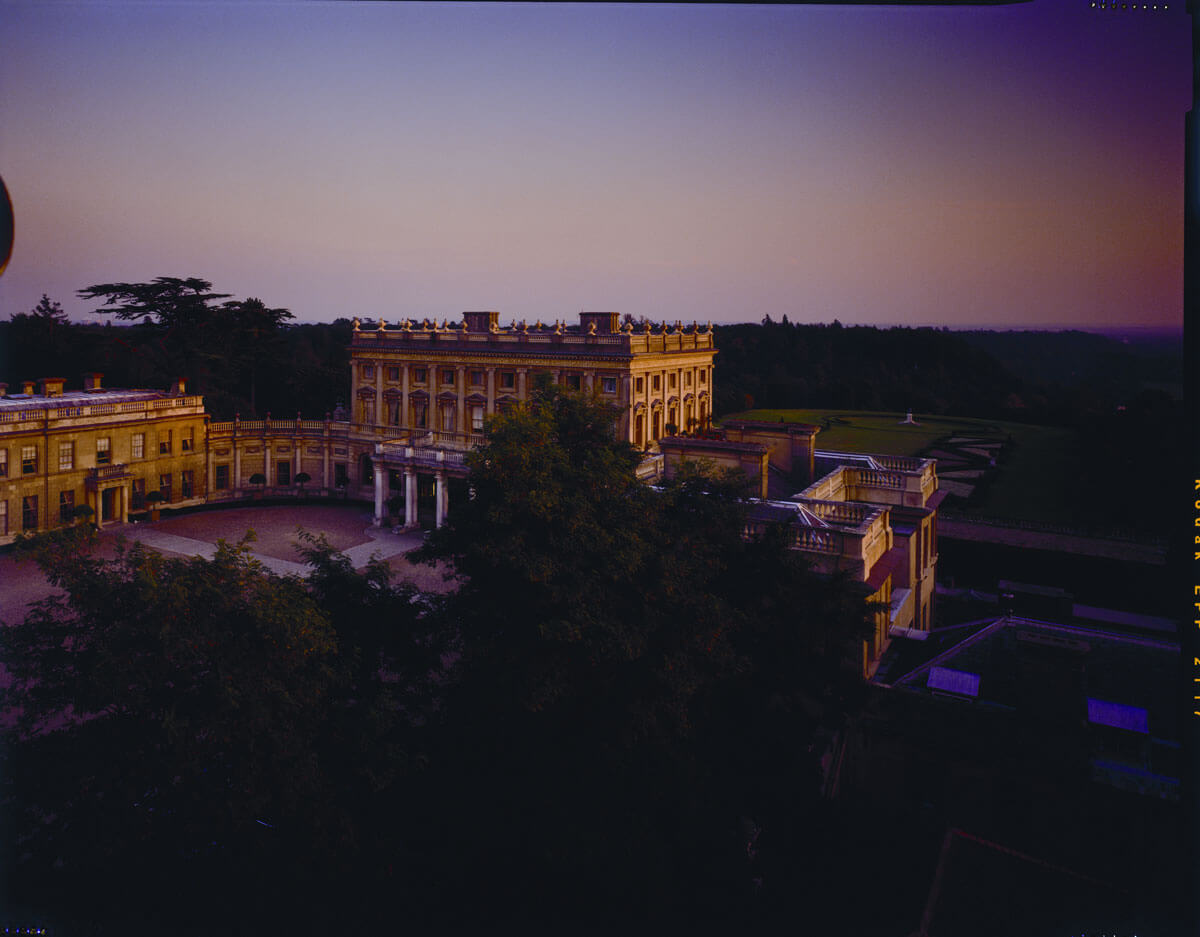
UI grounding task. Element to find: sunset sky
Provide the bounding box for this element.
[0,1,1189,329]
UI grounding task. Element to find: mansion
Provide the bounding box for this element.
[0,310,938,673]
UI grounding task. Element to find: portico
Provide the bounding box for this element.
[371,441,470,529]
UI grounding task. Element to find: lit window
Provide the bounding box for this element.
[60,442,75,471]
[132,433,145,460]
[471,406,484,431]
[96,437,110,465]
[21,445,37,474]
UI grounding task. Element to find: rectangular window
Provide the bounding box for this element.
[60,442,75,471]
[159,430,172,455]
[566,374,581,391]
[181,470,194,499]
[131,432,145,460]
[699,371,707,385]
[21,445,37,474]
[635,377,644,395]
[0,449,7,477]
[0,499,7,535]
[22,495,38,531]
[685,372,692,387]
[652,375,661,392]
[181,427,193,452]
[440,406,455,432]
[387,367,400,381]
[96,437,110,465]
[413,402,428,429]
[414,368,427,384]
[601,376,617,395]
[469,370,484,386]
[132,478,146,510]
[499,371,515,390]
[362,364,375,380]
[669,373,677,390]
[389,399,401,425]
[441,368,455,386]
[471,406,484,432]
[276,461,290,487]
[215,464,230,490]
[59,490,75,523]
[159,473,172,502]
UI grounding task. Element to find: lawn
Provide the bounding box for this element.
[722,409,1080,526]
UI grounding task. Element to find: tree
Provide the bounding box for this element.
[413,385,875,925]
[1,528,345,930]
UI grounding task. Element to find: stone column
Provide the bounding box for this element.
[434,471,446,529]
[234,443,242,491]
[119,485,128,524]
[455,366,466,439]
[372,445,386,527]
[374,360,384,428]
[584,371,594,394]
[404,465,417,528]
[401,364,410,431]
[486,367,496,415]
[517,368,528,401]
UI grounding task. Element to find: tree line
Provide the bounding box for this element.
[2,386,878,935]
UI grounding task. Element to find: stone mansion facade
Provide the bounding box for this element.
[0,310,937,671]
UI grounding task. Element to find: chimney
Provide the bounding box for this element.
[170,377,187,396]
[22,381,35,396]
[0,384,7,398]
[83,372,103,392]
[579,312,619,335]
[462,311,500,333]
[38,378,66,397]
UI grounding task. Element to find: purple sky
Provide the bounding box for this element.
[0,1,1189,329]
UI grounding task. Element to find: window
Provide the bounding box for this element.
[0,449,6,477]
[22,445,37,474]
[685,372,692,387]
[22,495,37,531]
[334,463,349,487]
[131,432,145,460]
[441,368,455,386]
[360,454,373,484]
[0,499,6,535]
[362,364,375,380]
[470,370,484,386]
[131,478,146,510]
[215,464,230,490]
[414,368,427,385]
[699,371,707,385]
[471,405,484,432]
[159,430,172,455]
[59,490,75,523]
[159,473,172,502]
[181,470,194,499]
[388,399,401,425]
[635,377,644,394]
[499,371,515,390]
[276,461,290,486]
[96,437,110,465]
[652,375,661,392]
[602,376,617,395]
[60,442,75,471]
[181,428,193,452]
[669,373,677,390]
[387,367,400,381]
[440,406,455,433]
[413,401,428,428]
[566,374,581,391]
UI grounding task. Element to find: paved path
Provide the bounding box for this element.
[121,524,427,577]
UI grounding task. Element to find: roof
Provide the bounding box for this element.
[0,388,166,413]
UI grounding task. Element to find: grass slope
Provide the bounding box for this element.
[722,409,1079,526]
